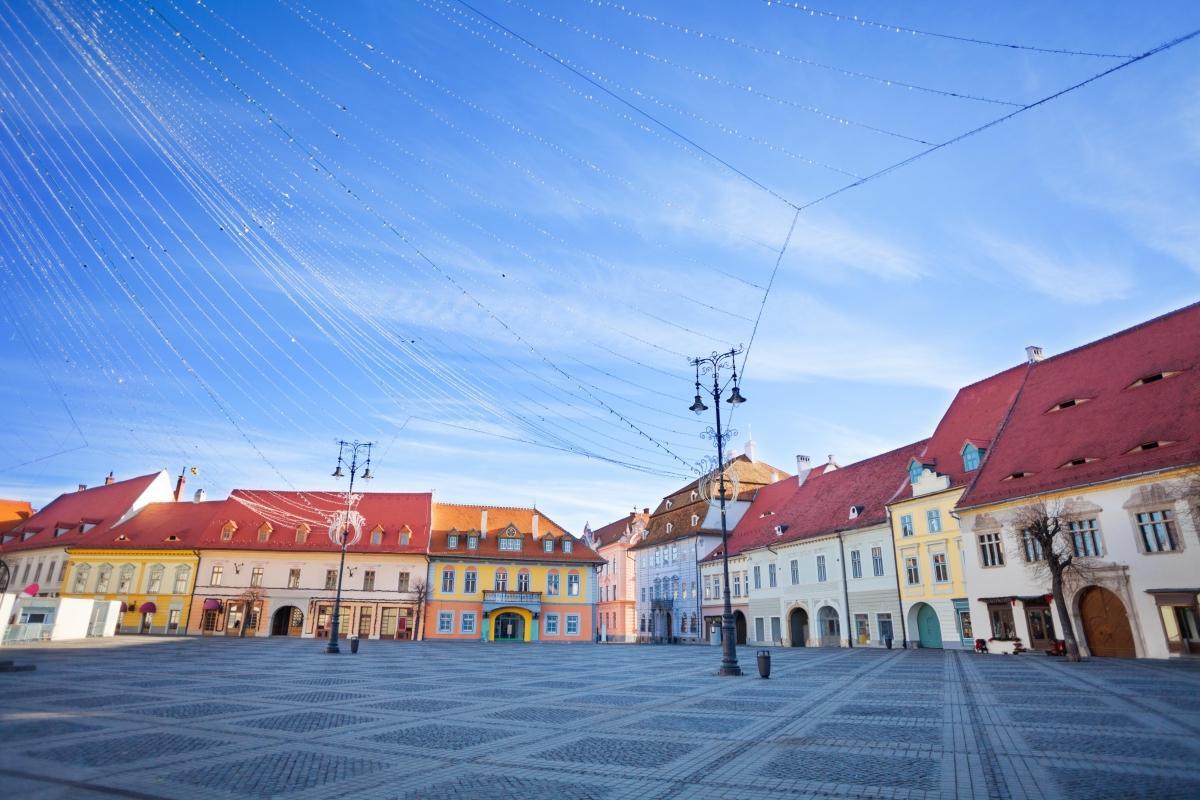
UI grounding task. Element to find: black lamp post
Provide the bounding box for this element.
[689,346,746,677]
[326,439,373,654]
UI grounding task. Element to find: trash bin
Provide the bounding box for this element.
[756,649,771,679]
[884,636,893,650]
[350,636,360,654]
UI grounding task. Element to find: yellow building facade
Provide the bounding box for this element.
[63,548,200,635]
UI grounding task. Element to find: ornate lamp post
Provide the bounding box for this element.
[325,440,373,654]
[689,346,746,677]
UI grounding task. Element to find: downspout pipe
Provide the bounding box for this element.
[837,533,852,648]
[885,507,909,648]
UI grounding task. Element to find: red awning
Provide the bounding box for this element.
[22,583,39,596]
[138,602,157,613]
[202,598,222,611]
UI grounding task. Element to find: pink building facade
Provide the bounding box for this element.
[588,510,647,643]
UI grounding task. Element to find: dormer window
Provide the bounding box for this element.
[1059,457,1097,469]
[908,460,924,485]
[221,521,237,541]
[961,443,983,472]
[1128,371,1180,389]
[370,526,384,545]
[55,526,71,537]
[665,522,673,534]
[691,514,699,527]
[1128,440,1174,453]
[759,510,775,518]
[22,531,37,541]
[115,534,130,542]
[295,524,309,543]
[774,524,788,536]
[849,505,863,519]
[165,534,181,542]
[690,490,697,502]
[257,523,272,543]
[543,537,554,552]
[447,534,459,549]
[665,499,673,509]
[1003,471,1032,481]
[563,538,573,553]
[80,522,97,534]
[468,535,478,550]
[1047,397,1091,413]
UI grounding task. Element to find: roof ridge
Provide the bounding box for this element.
[957,362,1035,507]
[1032,300,1200,366]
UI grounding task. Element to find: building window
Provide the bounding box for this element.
[564,539,573,553]
[295,525,308,543]
[95,565,112,593]
[770,616,782,642]
[168,609,181,631]
[325,569,338,590]
[250,567,264,588]
[670,543,678,562]
[441,568,455,593]
[400,531,410,545]
[468,535,478,550]
[117,566,134,593]
[547,571,560,596]
[665,523,673,535]
[1068,518,1104,557]
[752,566,761,589]
[691,514,699,526]
[988,602,1017,639]
[816,555,827,583]
[461,612,476,634]
[871,546,884,576]
[464,570,478,594]
[978,532,1005,567]
[211,565,224,586]
[908,461,923,484]
[755,617,765,642]
[546,613,560,635]
[542,537,555,553]
[398,572,410,592]
[566,615,580,635]
[850,550,862,579]
[932,553,949,583]
[437,612,453,633]
[1136,509,1179,552]
[768,563,777,588]
[447,534,459,549]
[173,566,190,594]
[789,559,799,584]
[221,523,235,541]
[72,565,91,593]
[854,613,870,644]
[371,529,382,545]
[962,444,981,472]
[733,573,742,597]
[287,568,300,589]
[1022,530,1044,562]
[904,557,920,585]
[901,514,914,537]
[568,572,581,596]
[362,570,375,591]
[926,509,942,533]
[494,569,508,591]
[517,571,531,592]
[498,537,521,551]
[257,526,271,543]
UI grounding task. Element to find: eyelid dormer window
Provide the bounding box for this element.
[1128,371,1181,389]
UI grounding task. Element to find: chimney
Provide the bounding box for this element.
[532,513,540,540]
[744,436,757,463]
[193,488,207,503]
[825,454,840,471]
[77,484,87,492]
[174,468,187,502]
[796,455,812,486]
[1026,345,1044,363]
[480,508,488,539]
[104,471,115,486]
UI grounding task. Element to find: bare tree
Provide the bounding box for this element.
[236,587,266,638]
[409,578,429,641]
[1010,501,1103,662]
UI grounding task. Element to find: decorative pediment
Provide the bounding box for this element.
[971,512,1001,532]
[1123,481,1184,509]
[1061,497,1103,517]
[502,523,521,537]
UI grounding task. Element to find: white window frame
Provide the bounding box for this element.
[545,613,560,635]
[461,612,476,634]
[437,611,454,633]
[565,614,580,635]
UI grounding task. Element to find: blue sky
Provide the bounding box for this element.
[0,0,1197,532]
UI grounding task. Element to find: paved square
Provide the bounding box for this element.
[2,638,1199,799]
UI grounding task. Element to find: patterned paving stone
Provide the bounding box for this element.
[30,732,223,767]
[243,710,377,733]
[1024,730,1195,761]
[1008,709,1144,728]
[834,702,941,719]
[640,713,753,734]
[1054,767,1200,800]
[0,718,103,739]
[370,697,473,713]
[269,690,370,704]
[538,735,694,768]
[166,750,390,797]
[763,749,940,790]
[397,776,612,799]
[142,701,261,719]
[808,721,941,745]
[485,705,582,725]
[370,723,519,749]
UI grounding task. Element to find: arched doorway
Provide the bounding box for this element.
[915,603,943,648]
[1080,586,1135,658]
[818,606,841,647]
[664,612,673,643]
[733,611,747,644]
[494,611,524,641]
[788,607,808,647]
[271,606,303,636]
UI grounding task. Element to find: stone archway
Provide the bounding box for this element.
[817,606,841,647]
[788,607,808,647]
[494,611,525,641]
[271,606,303,636]
[913,602,943,649]
[1079,586,1135,658]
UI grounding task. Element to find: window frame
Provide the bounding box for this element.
[900,514,914,537]
[1134,508,1181,553]
[904,556,920,585]
[978,531,1005,568]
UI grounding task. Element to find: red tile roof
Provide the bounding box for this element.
[896,364,1029,498]
[99,500,229,549]
[428,503,602,563]
[589,516,632,548]
[0,499,34,535]
[0,472,167,554]
[711,440,929,560]
[958,302,1200,509]
[198,490,432,554]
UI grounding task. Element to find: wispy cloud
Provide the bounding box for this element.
[974,233,1134,304]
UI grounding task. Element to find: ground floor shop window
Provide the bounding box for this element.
[877,613,893,642]
[168,609,181,631]
[988,602,1017,639]
[357,607,373,637]
[854,613,870,644]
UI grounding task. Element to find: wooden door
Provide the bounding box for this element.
[1080,587,1135,658]
[1024,604,1055,650]
[917,604,943,648]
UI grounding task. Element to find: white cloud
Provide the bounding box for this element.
[975,233,1133,304]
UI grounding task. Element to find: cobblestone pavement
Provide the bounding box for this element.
[2,638,1199,799]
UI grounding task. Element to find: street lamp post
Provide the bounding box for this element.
[326,439,373,655]
[689,346,746,677]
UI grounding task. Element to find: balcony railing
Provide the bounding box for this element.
[651,598,676,610]
[483,591,542,605]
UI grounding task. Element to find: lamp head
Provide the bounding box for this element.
[726,385,746,405]
[360,467,373,481]
[689,394,708,414]
[331,465,344,479]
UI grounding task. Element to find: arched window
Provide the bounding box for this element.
[172,565,191,594]
[546,570,560,596]
[666,523,673,534]
[146,564,165,593]
[71,564,91,593]
[517,569,531,592]
[370,525,384,545]
[691,514,699,527]
[295,524,309,543]
[116,564,135,593]
[494,568,508,591]
[95,564,113,593]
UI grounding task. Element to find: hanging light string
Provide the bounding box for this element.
[757,1,1136,59]
[501,0,1019,109]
